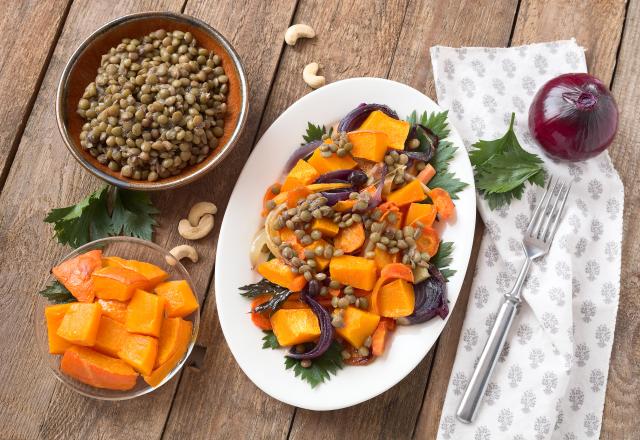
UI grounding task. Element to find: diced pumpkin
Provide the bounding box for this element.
[333,199,356,212]
[125,289,165,337]
[262,183,282,217]
[311,218,339,237]
[386,179,426,206]
[369,263,414,315]
[270,308,321,346]
[94,316,129,357]
[257,259,307,292]
[373,247,400,272]
[334,222,365,253]
[279,228,305,259]
[405,203,436,227]
[45,303,73,354]
[143,320,192,387]
[118,333,158,376]
[305,183,352,192]
[155,318,190,367]
[91,266,150,301]
[56,302,102,346]
[118,260,168,287]
[304,239,330,270]
[61,346,138,391]
[307,148,357,174]
[359,110,410,150]
[336,306,380,348]
[102,256,126,268]
[52,249,103,302]
[347,130,390,162]
[329,256,377,291]
[154,280,200,318]
[377,278,415,318]
[96,298,128,323]
[286,186,312,208]
[282,160,320,191]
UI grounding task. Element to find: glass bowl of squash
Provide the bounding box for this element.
[34,236,201,400]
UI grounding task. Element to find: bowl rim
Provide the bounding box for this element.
[35,235,201,400]
[55,11,249,191]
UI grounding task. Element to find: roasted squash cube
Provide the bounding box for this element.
[270,308,321,347]
[102,256,127,268]
[143,320,192,387]
[92,266,150,301]
[347,130,389,162]
[329,256,377,291]
[336,306,380,348]
[385,180,426,206]
[405,202,436,227]
[96,298,128,323]
[304,239,330,271]
[52,249,103,302]
[154,280,199,318]
[257,259,307,292]
[156,318,191,367]
[377,278,415,318]
[94,316,129,357]
[119,260,169,288]
[45,303,73,354]
[282,160,320,191]
[311,218,339,237]
[61,346,138,390]
[307,148,357,174]
[126,289,165,337]
[373,247,400,272]
[359,110,410,150]
[118,334,158,376]
[56,302,102,346]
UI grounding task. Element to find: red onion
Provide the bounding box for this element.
[397,265,448,325]
[528,73,618,161]
[284,140,322,172]
[367,164,388,209]
[320,189,352,206]
[337,103,399,132]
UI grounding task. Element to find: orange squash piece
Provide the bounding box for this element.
[250,295,273,330]
[333,199,356,212]
[347,130,390,162]
[307,148,357,174]
[125,289,165,337]
[371,318,395,356]
[61,346,138,390]
[262,182,282,217]
[286,186,312,208]
[270,308,321,347]
[336,306,380,348]
[257,259,307,292]
[45,303,73,354]
[377,278,415,318]
[279,228,305,259]
[154,280,199,318]
[94,316,129,357]
[405,203,437,227]
[118,260,168,288]
[95,298,128,323]
[359,110,410,150]
[102,255,126,268]
[92,266,150,301]
[52,249,103,302]
[373,247,400,272]
[370,263,414,315]
[118,334,158,375]
[303,239,330,270]
[334,223,365,254]
[143,320,192,387]
[56,302,102,346]
[386,179,426,206]
[155,318,191,367]
[311,218,339,237]
[329,256,377,291]
[282,159,320,192]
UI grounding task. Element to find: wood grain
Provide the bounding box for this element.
[0,0,71,190]
[601,0,640,437]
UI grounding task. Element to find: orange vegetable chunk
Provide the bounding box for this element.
[334,222,365,254]
[415,225,440,257]
[52,249,103,302]
[154,280,199,318]
[282,159,320,191]
[143,320,192,387]
[250,295,273,330]
[92,266,150,301]
[102,255,126,268]
[329,256,377,291]
[126,289,165,337]
[311,218,339,237]
[336,306,380,348]
[119,260,168,288]
[405,203,436,227]
[286,186,312,208]
[155,318,191,367]
[56,302,102,346]
[373,247,400,272]
[347,130,390,162]
[45,303,73,354]
[118,334,158,375]
[371,318,395,356]
[94,316,129,357]
[333,199,356,212]
[307,148,357,174]
[262,183,282,217]
[96,298,128,323]
[303,239,330,270]
[377,278,415,318]
[61,346,138,390]
[429,188,455,221]
[359,110,410,150]
[386,179,426,206]
[270,308,320,347]
[257,259,307,292]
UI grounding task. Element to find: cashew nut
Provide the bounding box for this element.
[166,245,199,266]
[303,63,325,89]
[178,214,214,240]
[284,24,315,46]
[187,201,218,227]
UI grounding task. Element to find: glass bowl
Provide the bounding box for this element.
[34,236,201,400]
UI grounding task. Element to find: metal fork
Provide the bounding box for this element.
[456,176,571,423]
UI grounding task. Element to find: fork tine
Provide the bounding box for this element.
[544,183,571,243]
[526,176,554,237]
[529,177,559,239]
[539,181,566,241]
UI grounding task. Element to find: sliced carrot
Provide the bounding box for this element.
[262,183,282,216]
[334,222,365,253]
[286,186,312,208]
[371,318,395,356]
[250,295,273,330]
[429,188,455,221]
[417,164,436,184]
[377,202,403,228]
[370,263,414,314]
[353,288,371,298]
[415,225,440,257]
[333,199,356,212]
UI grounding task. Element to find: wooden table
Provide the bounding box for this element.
[0,0,637,438]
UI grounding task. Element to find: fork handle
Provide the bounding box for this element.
[456,296,519,423]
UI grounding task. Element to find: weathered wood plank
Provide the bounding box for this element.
[0,2,185,439]
[0,0,71,190]
[601,0,640,437]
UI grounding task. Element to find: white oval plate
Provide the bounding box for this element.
[215,78,476,411]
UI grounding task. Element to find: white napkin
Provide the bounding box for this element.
[431,40,624,440]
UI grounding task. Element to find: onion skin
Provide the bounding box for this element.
[321,189,352,206]
[367,164,388,209]
[398,265,448,325]
[337,103,399,132]
[284,140,322,172]
[528,73,618,161]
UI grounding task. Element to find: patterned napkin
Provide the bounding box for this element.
[430,40,624,440]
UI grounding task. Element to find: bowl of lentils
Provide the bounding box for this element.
[56,12,248,190]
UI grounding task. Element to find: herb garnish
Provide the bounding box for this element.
[469,113,545,210]
[301,122,329,144]
[38,280,75,304]
[44,185,158,248]
[431,241,456,281]
[239,278,293,314]
[284,340,344,388]
[262,331,280,349]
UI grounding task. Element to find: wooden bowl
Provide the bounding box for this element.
[56,12,248,191]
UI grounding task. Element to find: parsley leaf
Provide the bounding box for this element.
[110,190,158,240]
[262,331,280,349]
[302,122,328,144]
[469,113,545,210]
[38,280,75,304]
[284,341,344,388]
[427,171,467,200]
[431,241,456,280]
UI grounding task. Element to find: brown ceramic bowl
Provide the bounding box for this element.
[56,12,248,190]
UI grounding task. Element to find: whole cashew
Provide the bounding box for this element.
[178,214,214,240]
[284,24,315,46]
[166,245,199,266]
[187,201,218,227]
[303,63,325,89]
